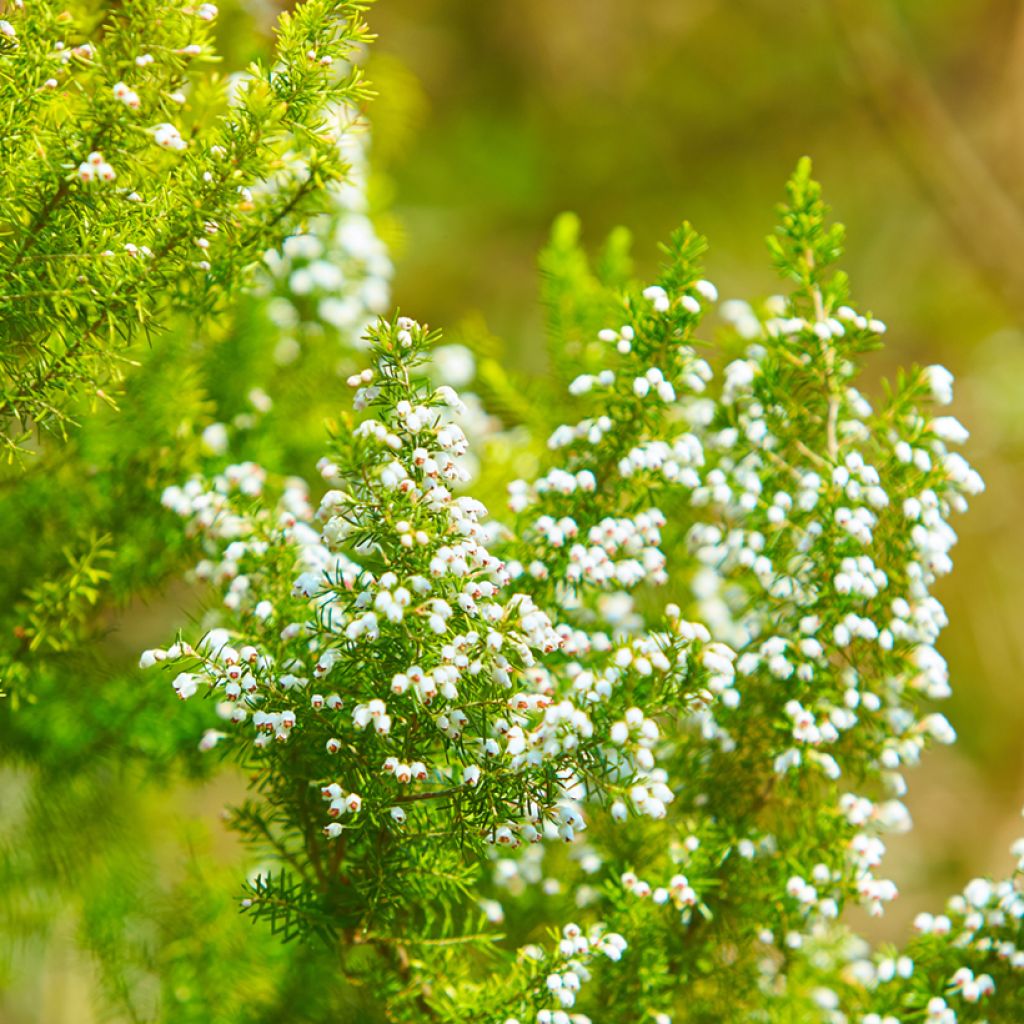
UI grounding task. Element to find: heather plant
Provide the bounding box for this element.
[0,1,396,1015]
[142,160,1023,1024]
[0,149,396,1024]
[0,11,1015,1021]
[0,0,372,453]
[0,0,385,703]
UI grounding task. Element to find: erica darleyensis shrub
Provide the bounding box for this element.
[0,0,381,705]
[0,0,393,1016]
[142,159,1024,1024]
[0,0,372,453]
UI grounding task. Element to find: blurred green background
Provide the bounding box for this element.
[7,0,1024,1017]
[366,0,1024,934]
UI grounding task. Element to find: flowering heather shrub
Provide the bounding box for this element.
[0,5,395,1015]
[144,160,1024,1023]
[0,0,372,453]
[0,0,386,705]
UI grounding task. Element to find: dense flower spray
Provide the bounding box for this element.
[146,160,1024,1023]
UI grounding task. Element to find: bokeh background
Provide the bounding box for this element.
[6,0,1024,1017]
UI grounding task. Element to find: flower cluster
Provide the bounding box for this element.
[76,150,116,184]
[148,314,728,935]
[500,923,628,1024]
[145,161,1021,1024]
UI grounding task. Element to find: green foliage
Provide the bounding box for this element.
[539,211,634,380]
[766,155,848,320]
[0,5,395,1018]
[0,0,372,452]
[16,532,112,652]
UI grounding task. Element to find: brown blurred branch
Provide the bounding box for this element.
[1001,2,1024,194]
[826,0,1024,320]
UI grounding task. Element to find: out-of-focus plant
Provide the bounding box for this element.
[144,160,1023,1023]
